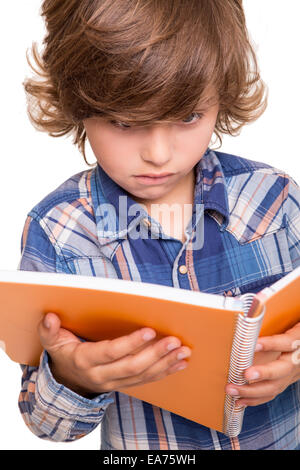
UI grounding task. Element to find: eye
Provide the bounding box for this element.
[110,112,203,130]
[182,112,203,124]
[110,120,132,130]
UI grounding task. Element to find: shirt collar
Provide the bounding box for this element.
[90,148,229,245]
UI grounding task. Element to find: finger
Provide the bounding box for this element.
[92,336,185,382]
[77,327,157,367]
[226,378,285,399]
[38,312,61,349]
[120,344,191,383]
[109,336,185,379]
[235,396,275,407]
[244,356,294,383]
[126,360,189,387]
[139,345,191,378]
[38,312,80,354]
[98,354,189,391]
[256,333,300,353]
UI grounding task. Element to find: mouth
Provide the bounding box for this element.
[134,173,175,185]
[137,173,174,178]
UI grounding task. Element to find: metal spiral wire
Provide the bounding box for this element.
[223,293,265,437]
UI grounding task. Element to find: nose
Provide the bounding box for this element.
[140,125,172,167]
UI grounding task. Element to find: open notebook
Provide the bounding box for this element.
[0,267,299,437]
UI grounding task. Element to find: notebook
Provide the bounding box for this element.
[0,266,299,437]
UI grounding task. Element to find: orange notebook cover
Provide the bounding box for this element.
[0,267,299,437]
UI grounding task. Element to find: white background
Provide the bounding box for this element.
[0,0,299,449]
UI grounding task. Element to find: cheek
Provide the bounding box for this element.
[89,131,138,164]
[175,125,214,161]
[95,153,127,178]
[93,146,134,182]
[85,127,132,170]
[194,116,218,150]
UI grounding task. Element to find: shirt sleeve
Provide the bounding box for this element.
[17,215,114,442]
[283,175,300,270]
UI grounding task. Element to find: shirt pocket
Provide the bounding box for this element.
[223,228,293,297]
[65,256,119,278]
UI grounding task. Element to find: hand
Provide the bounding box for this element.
[38,312,191,398]
[225,322,300,407]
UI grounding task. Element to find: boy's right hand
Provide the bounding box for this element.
[38,312,191,398]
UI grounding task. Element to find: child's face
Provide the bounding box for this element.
[83,102,219,204]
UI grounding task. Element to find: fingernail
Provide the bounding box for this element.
[176,364,187,371]
[255,343,263,352]
[167,342,180,352]
[248,370,260,380]
[44,316,51,329]
[142,331,156,341]
[177,350,191,360]
[236,401,247,408]
[227,387,239,396]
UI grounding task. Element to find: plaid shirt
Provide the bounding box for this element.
[17,149,300,450]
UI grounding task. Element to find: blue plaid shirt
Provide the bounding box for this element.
[18,149,300,449]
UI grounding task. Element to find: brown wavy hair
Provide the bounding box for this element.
[24,0,268,166]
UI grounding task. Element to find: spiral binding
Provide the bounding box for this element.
[223,293,265,437]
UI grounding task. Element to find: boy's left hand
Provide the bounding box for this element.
[225,322,300,407]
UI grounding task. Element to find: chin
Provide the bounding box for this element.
[130,188,166,201]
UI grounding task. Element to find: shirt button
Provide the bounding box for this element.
[178,265,188,275]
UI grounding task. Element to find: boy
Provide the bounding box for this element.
[18,0,300,449]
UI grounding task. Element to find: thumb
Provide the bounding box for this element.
[38,312,80,355]
[38,312,62,352]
